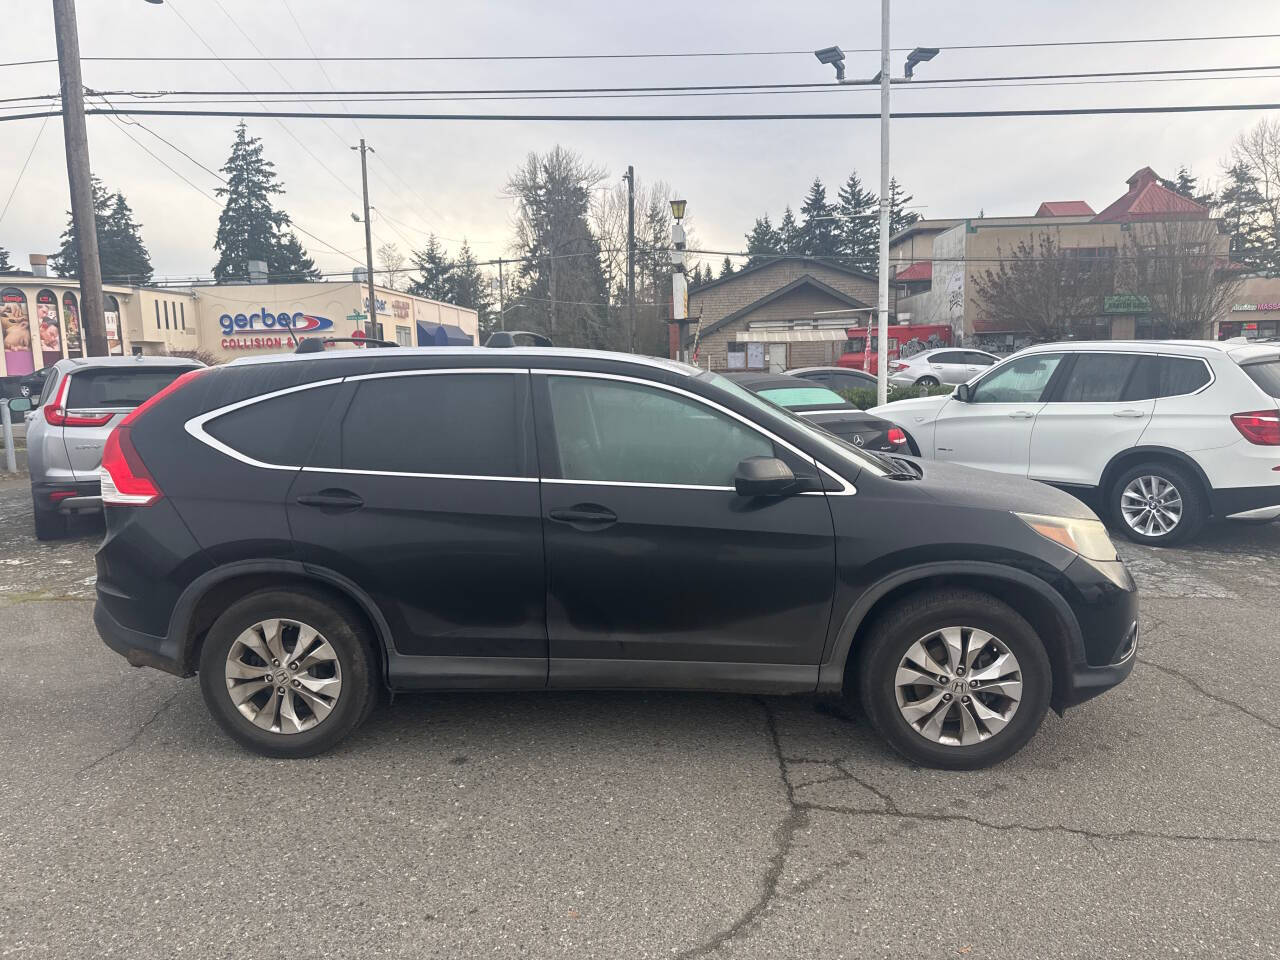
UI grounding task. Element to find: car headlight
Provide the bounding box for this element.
[1014,512,1118,562]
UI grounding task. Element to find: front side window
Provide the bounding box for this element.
[546,376,773,487]
[1055,353,1139,403]
[969,354,1063,404]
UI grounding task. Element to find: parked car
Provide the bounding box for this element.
[94,346,1137,768]
[16,365,53,399]
[725,371,913,453]
[787,365,878,394]
[871,340,1280,545]
[27,355,204,539]
[887,348,1000,388]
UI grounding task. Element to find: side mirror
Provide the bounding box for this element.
[954,383,972,402]
[735,456,796,498]
[7,397,32,414]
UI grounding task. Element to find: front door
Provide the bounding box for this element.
[533,371,836,687]
[287,369,547,686]
[932,353,1065,476]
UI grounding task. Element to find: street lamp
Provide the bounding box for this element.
[815,12,940,405]
[669,199,687,221]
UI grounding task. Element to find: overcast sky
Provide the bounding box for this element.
[2,0,1279,281]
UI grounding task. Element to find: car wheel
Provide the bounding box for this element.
[18,383,31,398]
[32,502,68,541]
[915,376,940,387]
[1109,461,1205,546]
[855,589,1051,770]
[199,588,377,758]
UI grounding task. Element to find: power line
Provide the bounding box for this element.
[0,112,51,226]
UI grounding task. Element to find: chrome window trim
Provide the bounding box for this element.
[533,368,858,495]
[543,477,734,492]
[302,466,537,483]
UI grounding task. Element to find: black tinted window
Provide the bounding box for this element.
[1243,360,1280,398]
[66,367,192,408]
[333,373,530,477]
[206,383,343,466]
[1160,357,1211,396]
[1056,354,1138,402]
[929,352,965,364]
[965,352,997,366]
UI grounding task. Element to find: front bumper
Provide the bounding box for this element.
[1055,556,1140,711]
[94,595,189,677]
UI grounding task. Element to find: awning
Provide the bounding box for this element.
[416,322,474,346]
[735,329,849,342]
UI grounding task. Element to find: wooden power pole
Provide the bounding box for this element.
[354,139,377,339]
[51,0,107,357]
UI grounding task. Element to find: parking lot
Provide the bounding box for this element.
[1,479,1277,959]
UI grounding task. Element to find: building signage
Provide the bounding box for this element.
[217,308,333,350]
[1232,303,1280,312]
[363,294,390,316]
[1103,294,1152,314]
[390,298,411,319]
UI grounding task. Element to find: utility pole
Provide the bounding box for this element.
[874,0,892,406]
[51,0,107,357]
[496,257,505,331]
[624,165,636,354]
[353,139,377,340]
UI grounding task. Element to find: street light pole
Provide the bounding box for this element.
[875,0,891,406]
[51,0,107,357]
[624,165,636,354]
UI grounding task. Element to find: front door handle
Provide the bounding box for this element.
[548,503,618,530]
[1113,409,1147,418]
[296,489,365,511]
[1007,411,1035,420]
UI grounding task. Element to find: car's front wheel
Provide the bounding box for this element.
[856,589,1051,770]
[1109,461,1205,546]
[915,376,940,387]
[199,588,377,758]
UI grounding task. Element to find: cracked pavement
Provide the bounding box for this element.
[1,483,1278,958]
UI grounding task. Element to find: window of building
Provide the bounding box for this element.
[727,342,766,370]
[62,291,83,359]
[1055,353,1139,402]
[164,301,171,330]
[395,325,413,347]
[969,354,1063,404]
[326,373,530,477]
[155,301,161,329]
[179,302,185,330]
[546,376,774,487]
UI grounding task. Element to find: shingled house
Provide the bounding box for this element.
[681,258,878,372]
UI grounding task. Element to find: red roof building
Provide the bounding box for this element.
[893,261,932,283]
[1035,200,1095,217]
[1091,167,1209,223]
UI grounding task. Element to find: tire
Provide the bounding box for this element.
[915,376,940,387]
[1108,461,1206,546]
[855,589,1052,770]
[33,502,68,541]
[199,588,377,758]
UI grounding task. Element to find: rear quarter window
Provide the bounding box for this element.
[204,383,344,467]
[66,367,193,408]
[1243,359,1280,398]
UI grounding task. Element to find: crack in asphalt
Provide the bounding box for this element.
[77,687,184,777]
[1137,656,1280,734]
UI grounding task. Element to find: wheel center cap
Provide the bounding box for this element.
[275,671,289,684]
[950,679,968,694]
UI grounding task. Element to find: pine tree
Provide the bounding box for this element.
[446,240,495,335]
[798,177,840,259]
[0,246,12,272]
[778,205,801,254]
[1217,161,1270,271]
[887,178,921,236]
[407,234,453,301]
[51,178,154,283]
[836,170,878,273]
[719,255,735,279]
[212,122,319,282]
[744,215,783,268]
[1163,166,1213,207]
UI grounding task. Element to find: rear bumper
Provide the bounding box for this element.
[32,479,102,515]
[94,595,189,677]
[1211,484,1280,521]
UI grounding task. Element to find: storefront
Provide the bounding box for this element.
[1216,278,1280,341]
[0,277,133,378]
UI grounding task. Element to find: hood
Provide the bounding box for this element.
[869,393,951,425]
[904,457,1099,520]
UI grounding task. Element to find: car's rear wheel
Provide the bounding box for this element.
[915,376,940,387]
[1109,461,1205,546]
[32,501,68,541]
[199,589,377,758]
[856,589,1051,770]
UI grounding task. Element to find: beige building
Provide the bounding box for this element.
[1218,276,1280,340]
[0,262,477,377]
[682,258,877,372]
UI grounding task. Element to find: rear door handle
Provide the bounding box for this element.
[1113,409,1147,418]
[548,504,618,530]
[296,490,365,511]
[1007,411,1035,420]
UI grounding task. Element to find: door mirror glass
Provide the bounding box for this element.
[953,383,972,402]
[6,397,32,413]
[734,456,796,498]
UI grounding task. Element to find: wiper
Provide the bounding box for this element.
[878,455,922,480]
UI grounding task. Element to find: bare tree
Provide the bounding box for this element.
[377,241,406,291]
[1123,220,1242,338]
[1229,118,1280,274]
[971,234,1116,341]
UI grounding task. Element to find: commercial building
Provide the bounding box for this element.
[1218,276,1280,340]
[0,260,477,378]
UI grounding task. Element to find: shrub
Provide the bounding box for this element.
[840,382,954,410]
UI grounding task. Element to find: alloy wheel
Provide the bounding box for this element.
[224,618,343,734]
[894,626,1023,746]
[1120,475,1183,538]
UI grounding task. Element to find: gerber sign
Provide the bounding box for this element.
[218,308,334,350]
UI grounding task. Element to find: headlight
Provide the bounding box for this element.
[1014,512,1118,562]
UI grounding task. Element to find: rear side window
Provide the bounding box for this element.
[329,373,530,477]
[1123,356,1212,400]
[1056,354,1138,403]
[205,383,344,467]
[66,367,192,408]
[1242,360,1280,398]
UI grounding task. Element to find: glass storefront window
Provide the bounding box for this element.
[105,295,124,355]
[63,292,83,358]
[35,289,64,367]
[1,286,34,376]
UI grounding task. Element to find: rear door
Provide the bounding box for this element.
[1028,352,1154,486]
[287,368,548,686]
[923,351,971,384]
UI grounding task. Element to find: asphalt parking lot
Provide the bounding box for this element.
[1,480,1277,959]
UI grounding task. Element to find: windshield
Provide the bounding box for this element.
[757,386,847,408]
[699,371,887,477]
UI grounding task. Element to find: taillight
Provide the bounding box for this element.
[99,367,207,507]
[887,427,907,446]
[889,361,907,372]
[1231,409,1280,446]
[42,376,113,427]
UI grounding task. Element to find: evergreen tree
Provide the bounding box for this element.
[1165,165,1214,206]
[778,205,801,254]
[1217,161,1271,271]
[744,214,783,268]
[798,177,840,258]
[446,241,496,336]
[836,170,878,272]
[0,246,11,272]
[887,178,921,236]
[719,255,735,279]
[407,234,454,301]
[51,177,154,283]
[212,122,319,282]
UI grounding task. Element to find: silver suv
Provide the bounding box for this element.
[27,356,202,539]
[888,348,999,387]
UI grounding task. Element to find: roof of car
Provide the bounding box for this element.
[1016,340,1280,363]
[54,355,203,371]
[224,345,702,376]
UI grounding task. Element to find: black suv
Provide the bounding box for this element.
[93,348,1138,768]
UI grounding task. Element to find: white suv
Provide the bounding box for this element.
[872,340,1280,544]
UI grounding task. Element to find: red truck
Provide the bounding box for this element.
[836,322,953,374]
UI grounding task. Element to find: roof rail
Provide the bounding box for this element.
[295,336,400,354]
